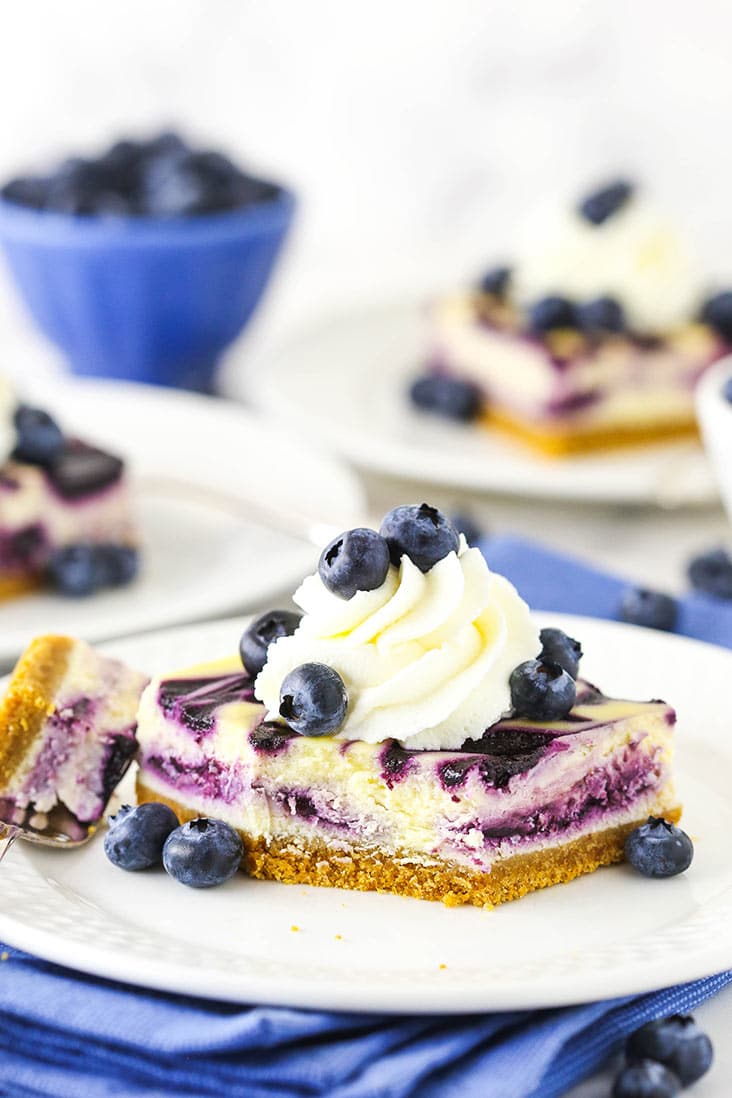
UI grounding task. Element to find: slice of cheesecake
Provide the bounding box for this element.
[0,635,149,839]
[136,659,678,907]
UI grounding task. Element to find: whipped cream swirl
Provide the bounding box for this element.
[255,539,540,750]
[514,193,703,334]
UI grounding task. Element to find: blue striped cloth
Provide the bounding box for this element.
[1,534,729,1098]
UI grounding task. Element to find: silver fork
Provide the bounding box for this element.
[0,818,96,863]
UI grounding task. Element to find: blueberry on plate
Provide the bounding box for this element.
[478,265,511,298]
[612,1060,680,1098]
[408,374,482,422]
[526,296,577,334]
[627,1014,713,1087]
[279,663,348,736]
[48,544,105,597]
[13,404,65,466]
[577,296,626,335]
[687,547,732,600]
[95,545,140,588]
[319,528,390,599]
[578,179,634,226]
[538,627,582,679]
[624,816,694,878]
[509,659,576,720]
[103,802,179,871]
[619,587,678,632]
[163,818,243,888]
[380,503,460,572]
[239,609,302,677]
[700,290,732,342]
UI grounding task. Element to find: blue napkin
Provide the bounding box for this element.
[2,535,730,1098]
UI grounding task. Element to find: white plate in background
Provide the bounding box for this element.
[1,613,730,1012]
[221,301,718,507]
[0,379,364,666]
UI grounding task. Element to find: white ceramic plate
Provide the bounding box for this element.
[1,612,730,1013]
[220,302,718,507]
[0,379,364,667]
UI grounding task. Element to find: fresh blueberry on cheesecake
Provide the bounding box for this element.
[279,663,348,736]
[538,627,582,679]
[133,504,683,908]
[478,265,512,299]
[624,817,693,878]
[12,405,65,466]
[318,528,390,599]
[577,296,626,335]
[701,290,732,342]
[527,295,578,334]
[239,609,302,676]
[578,179,634,225]
[409,374,482,422]
[509,659,576,720]
[380,503,459,572]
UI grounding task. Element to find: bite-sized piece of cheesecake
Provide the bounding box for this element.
[0,635,148,838]
[0,384,139,599]
[135,504,682,907]
[414,180,731,456]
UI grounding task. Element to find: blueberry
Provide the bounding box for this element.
[48,544,104,597]
[409,374,482,422]
[95,545,140,588]
[103,802,179,871]
[162,818,243,888]
[627,1015,713,1086]
[1,176,51,209]
[539,627,582,679]
[577,296,626,334]
[478,265,511,298]
[239,609,302,677]
[723,377,732,404]
[13,404,65,466]
[624,816,694,878]
[579,179,634,226]
[509,659,576,720]
[612,1060,680,1098]
[701,290,732,342]
[687,547,732,599]
[319,528,390,600]
[619,588,678,632]
[451,511,485,548]
[279,663,348,736]
[380,503,460,572]
[526,296,577,334]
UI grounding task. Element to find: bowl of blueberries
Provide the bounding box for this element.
[0,132,295,391]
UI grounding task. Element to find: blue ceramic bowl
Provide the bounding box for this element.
[0,188,295,390]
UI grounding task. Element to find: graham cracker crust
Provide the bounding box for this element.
[136,779,682,908]
[481,407,698,458]
[0,635,74,788]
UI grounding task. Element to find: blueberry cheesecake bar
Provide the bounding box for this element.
[414,181,732,456]
[0,381,139,598]
[0,635,148,839]
[136,505,680,907]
